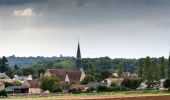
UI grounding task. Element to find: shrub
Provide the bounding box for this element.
[110,82,118,88]
[13,81,22,86]
[69,88,82,94]
[121,78,142,89]
[96,85,110,92]
[81,74,96,85]
[86,87,96,93]
[0,90,7,97]
[164,79,170,90]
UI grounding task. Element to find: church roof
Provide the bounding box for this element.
[47,69,82,82]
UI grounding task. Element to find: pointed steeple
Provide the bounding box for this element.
[76,39,82,70]
[76,42,81,59]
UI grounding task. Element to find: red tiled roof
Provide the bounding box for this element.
[48,69,82,82]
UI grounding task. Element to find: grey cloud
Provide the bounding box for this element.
[0,0,47,6]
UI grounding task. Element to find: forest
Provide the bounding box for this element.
[0,55,169,79]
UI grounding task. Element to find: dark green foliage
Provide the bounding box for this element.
[13,81,22,86]
[117,63,123,78]
[0,90,7,97]
[168,54,170,79]
[0,56,12,78]
[160,57,165,79]
[51,82,63,92]
[69,88,82,94]
[110,82,118,88]
[121,78,142,89]
[163,79,170,90]
[96,85,110,92]
[94,57,113,73]
[99,71,112,81]
[40,75,63,92]
[81,74,96,84]
[4,82,13,88]
[137,58,144,79]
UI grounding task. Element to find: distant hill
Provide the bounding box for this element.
[6,55,73,68]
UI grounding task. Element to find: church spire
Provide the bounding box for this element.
[76,39,82,70]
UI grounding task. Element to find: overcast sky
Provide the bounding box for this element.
[0,0,170,58]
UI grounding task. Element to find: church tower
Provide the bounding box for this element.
[76,41,82,70]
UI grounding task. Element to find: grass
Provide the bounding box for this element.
[3,90,170,99]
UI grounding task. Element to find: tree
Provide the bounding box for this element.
[13,81,22,86]
[0,56,12,77]
[118,63,123,78]
[117,63,123,86]
[164,79,170,90]
[13,69,23,76]
[121,78,142,89]
[81,74,96,84]
[160,56,165,79]
[40,75,62,92]
[137,58,144,79]
[99,71,112,81]
[144,57,160,88]
[87,62,95,75]
[168,54,170,79]
[14,64,19,71]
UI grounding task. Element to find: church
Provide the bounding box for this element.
[44,42,85,83]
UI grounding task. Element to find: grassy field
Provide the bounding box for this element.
[2,90,170,100]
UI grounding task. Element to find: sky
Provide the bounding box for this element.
[0,0,170,58]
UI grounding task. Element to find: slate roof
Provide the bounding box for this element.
[47,69,82,82]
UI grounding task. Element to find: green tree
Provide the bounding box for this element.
[0,56,12,77]
[13,81,22,86]
[121,78,142,89]
[118,63,123,78]
[144,57,160,88]
[81,74,96,84]
[40,75,62,92]
[144,56,152,88]
[87,62,95,75]
[137,58,144,79]
[160,56,165,79]
[99,71,112,81]
[164,79,170,90]
[168,54,170,79]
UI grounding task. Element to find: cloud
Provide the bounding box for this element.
[13,8,36,17]
[0,0,47,6]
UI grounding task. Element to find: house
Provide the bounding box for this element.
[123,72,138,78]
[44,69,85,83]
[102,77,123,86]
[5,86,29,93]
[13,75,32,83]
[0,82,5,90]
[0,73,13,83]
[22,80,41,94]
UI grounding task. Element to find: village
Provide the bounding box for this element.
[0,42,168,97]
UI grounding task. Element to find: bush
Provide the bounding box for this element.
[13,81,22,86]
[121,78,142,89]
[69,88,82,94]
[0,90,7,97]
[164,79,170,90]
[4,82,13,88]
[86,87,96,93]
[51,83,63,92]
[81,74,96,84]
[110,82,118,88]
[96,85,110,92]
